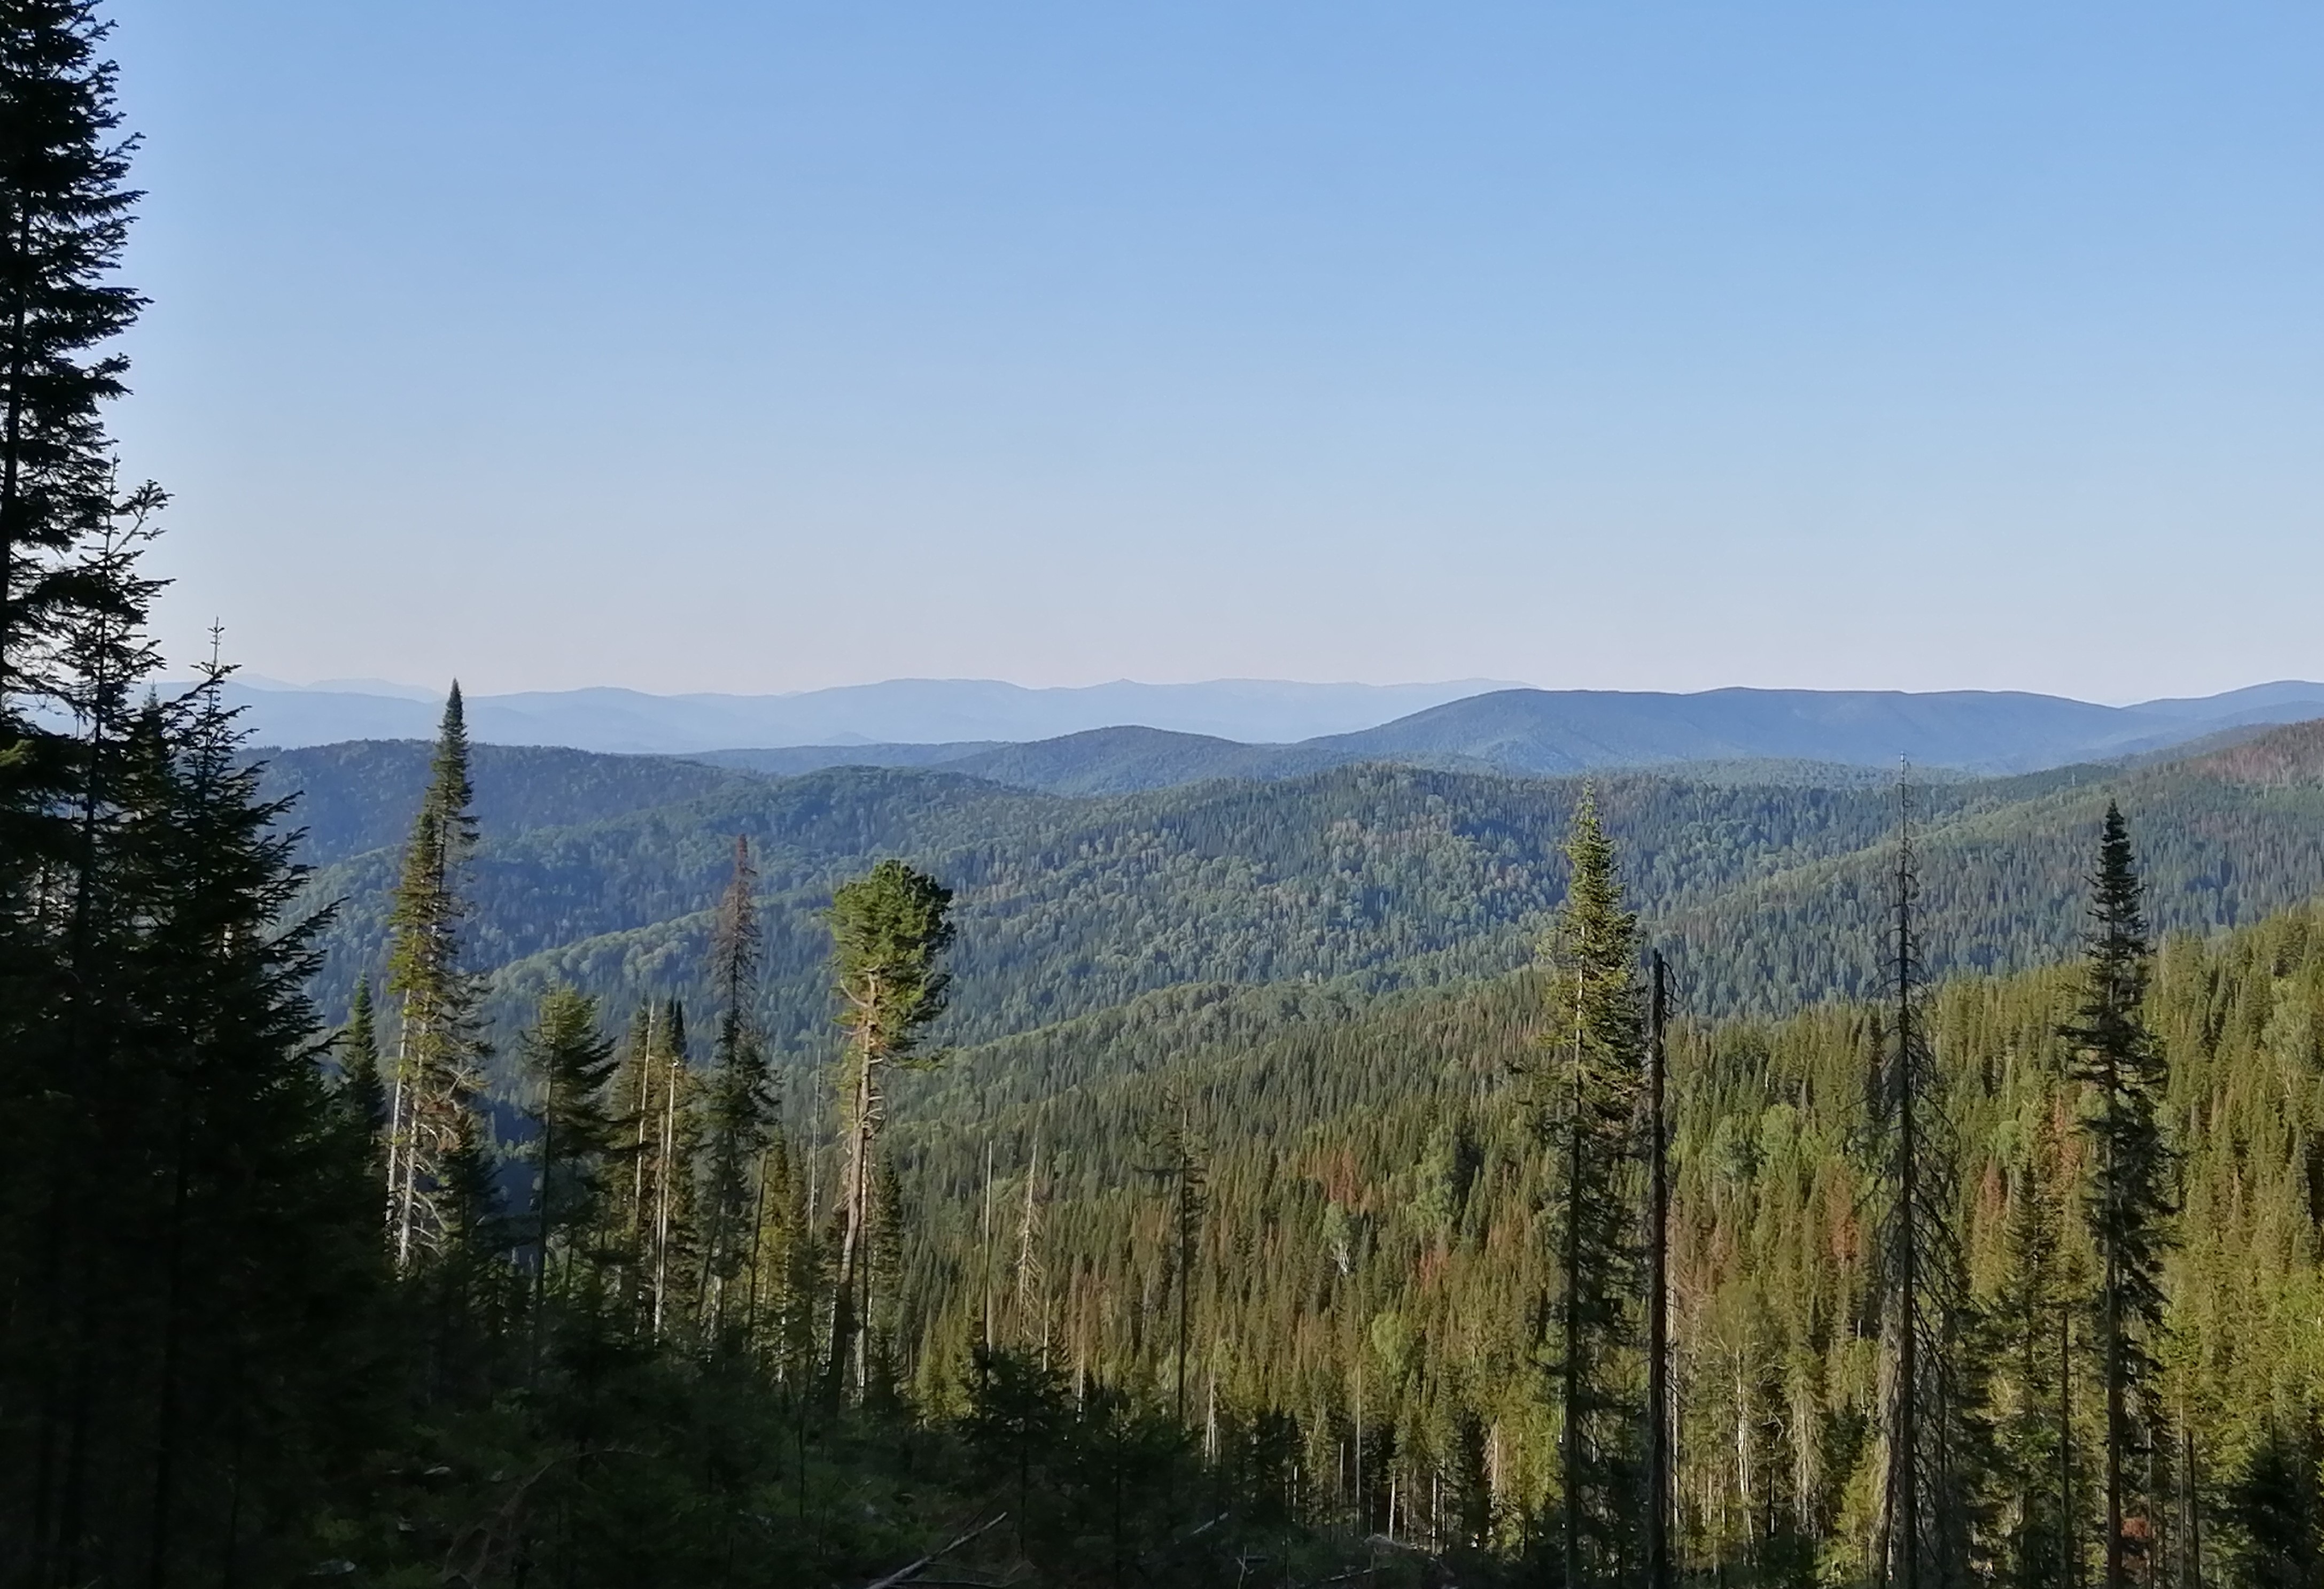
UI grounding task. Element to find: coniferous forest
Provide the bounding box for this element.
[14,7,2324,1588]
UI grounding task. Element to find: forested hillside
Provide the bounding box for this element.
[879,894,2324,1581]
[274,727,2324,1073]
[19,9,2324,1586]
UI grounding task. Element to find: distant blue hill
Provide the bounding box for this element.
[220,675,2324,785]
[714,686,2324,792]
[208,676,1519,753]
[1309,686,2279,776]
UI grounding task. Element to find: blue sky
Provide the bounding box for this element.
[110,2,2324,700]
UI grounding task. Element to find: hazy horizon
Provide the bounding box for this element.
[214,672,2324,711]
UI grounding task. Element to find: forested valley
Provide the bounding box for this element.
[14,7,2324,1588]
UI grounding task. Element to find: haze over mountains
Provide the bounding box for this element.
[219,673,2324,780]
[211,676,1519,751]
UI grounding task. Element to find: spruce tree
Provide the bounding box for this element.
[519,986,618,1327]
[125,664,378,1582]
[1141,1093,1206,1430]
[699,835,775,1339]
[382,683,491,1273]
[825,858,954,1399]
[1527,791,1644,1588]
[1870,776,1975,1589]
[0,9,176,1557]
[2064,803,2173,1589]
[340,975,386,1137]
[1992,1109,2079,1589]
[6,658,382,1583]
[0,0,143,712]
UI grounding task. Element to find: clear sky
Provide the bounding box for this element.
[108,1,2324,701]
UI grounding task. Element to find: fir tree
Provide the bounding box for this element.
[124,663,376,1580]
[699,835,775,1339]
[382,683,490,1273]
[825,858,954,1400]
[0,0,144,711]
[340,975,386,1137]
[520,986,619,1328]
[2063,803,2174,1589]
[1527,790,1644,1588]
[1142,1092,1206,1430]
[1991,1107,2080,1589]
[1870,774,1976,1589]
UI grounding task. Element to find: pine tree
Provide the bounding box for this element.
[699,835,775,1339]
[825,858,955,1400]
[382,684,491,1273]
[1526,791,1645,1588]
[2064,803,2173,1589]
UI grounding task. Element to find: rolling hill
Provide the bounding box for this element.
[264,719,2324,1095]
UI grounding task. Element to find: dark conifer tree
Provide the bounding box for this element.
[1142,1091,1206,1431]
[1644,949,1673,1589]
[1871,774,1976,1589]
[0,14,183,1569]
[1526,792,1644,1588]
[340,975,387,1137]
[1992,1109,2079,1589]
[2064,803,2173,1589]
[0,0,143,712]
[520,986,619,1327]
[123,664,380,1584]
[699,835,775,1338]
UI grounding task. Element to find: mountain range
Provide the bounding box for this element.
[209,676,1518,751]
[220,675,2324,774]
[705,684,2324,789]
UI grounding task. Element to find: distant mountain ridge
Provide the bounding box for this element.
[207,676,1519,752]
[703,687,2324,791]
[222,675,2324,779]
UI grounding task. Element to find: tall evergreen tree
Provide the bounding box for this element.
[2064,803,2174,1589]
[1526,792,1644,1588]
[120,664,380,1584]
[1991,1107,2080,1589]
[1142,1092,1206,1431]
[699,835,775,1338]
[0,0,143,715]
[825,858,954,1399]
[1870,776,1975,1589]
[519,986,619,1330]
[340,975,386,1136]
[382,683,491,1273]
